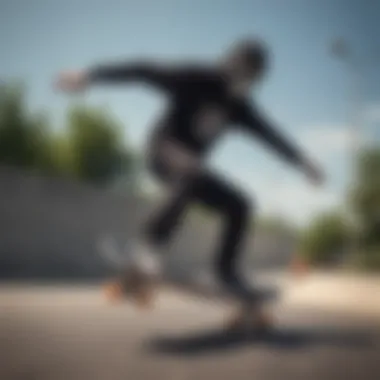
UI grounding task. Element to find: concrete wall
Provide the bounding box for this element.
[0,166,295,281]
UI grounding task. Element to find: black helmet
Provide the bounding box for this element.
[227,38,269,77]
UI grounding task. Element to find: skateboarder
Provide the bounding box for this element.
[56,38,324,328]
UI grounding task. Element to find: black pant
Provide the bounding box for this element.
[143,155,257,303]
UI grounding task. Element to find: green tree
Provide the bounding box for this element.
[66,104,136,185]
[0,82,71,176]
[0,82,36,167]
[298,211,349,265]
[49,133,76,178]
[0,81,139,188]
[350,147,380,246]
[28,111,58,174]
[349,147,380,269]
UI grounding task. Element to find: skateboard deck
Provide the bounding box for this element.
[98,235,280,306]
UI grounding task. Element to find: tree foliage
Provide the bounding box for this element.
[66,104,135,185]
[350,148,380,248]
[0,83,38,167]
[0,82,138,188]
[298,146,380,270]
[298,211,349,265]
[348,147,380,269]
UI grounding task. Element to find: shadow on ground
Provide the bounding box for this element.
[144,326,377,357]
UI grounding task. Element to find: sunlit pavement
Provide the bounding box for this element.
[0,283,379,380]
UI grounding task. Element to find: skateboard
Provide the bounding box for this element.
[98,235,279,331]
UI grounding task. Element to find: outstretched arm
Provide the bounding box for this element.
[55,61,177,93]
[238,103,324,185]
[88,61,175,89]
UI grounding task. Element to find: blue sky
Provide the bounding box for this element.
[1,0,379,224]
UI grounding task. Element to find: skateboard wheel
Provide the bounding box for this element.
[133,286,155,310]
[103,281,125,303]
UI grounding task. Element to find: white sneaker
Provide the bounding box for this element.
[128,241,162,279]
[98,236,161,276]
[120,242,161,308]
[99,237,161,308]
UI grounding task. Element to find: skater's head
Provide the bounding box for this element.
[221,38,269,95]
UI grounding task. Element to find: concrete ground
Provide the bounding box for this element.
[0,278,379,380]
